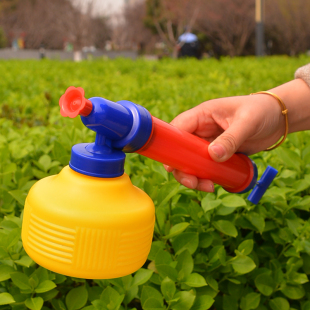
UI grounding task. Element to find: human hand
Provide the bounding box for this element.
[164,93,285,192]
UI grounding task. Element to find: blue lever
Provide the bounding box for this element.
[247,166,278,204]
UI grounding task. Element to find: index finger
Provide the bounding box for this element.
[170,105,202,133]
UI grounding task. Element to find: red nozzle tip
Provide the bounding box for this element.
[59,86,93,118]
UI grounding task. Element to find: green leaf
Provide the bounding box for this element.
[66,286,88,310]
[156,264,178,282]
[0,264,15,281]
[157,182,180,207]
[255,273,275,296]
[191,295,214,310]
[152,161,168,180]
[240,293,260,310]
[52,299,67,310]
[8,189,27,206]
[302,301,310,310]
[148,241,165,260]
[161,277,176,301]
[54,273,67,284]
[31,267,49,283]
[28,275,39,291]
[281,284,305,299]
[222,195,246,208]
[288,272,309,285]
[164,222,190,239]
[155,250,173,265]
[286,219,301,237]
[216,206,236,216]
[246,212,265,233]
[227,278,241,285]
[269,297,290,310]
[132,268,153,287]
[231,255,256,274]
[183,273,207,287]
[5,227,21,249]
[171,232,199,255]
[223,295,238,310]
[11,272,32,291]
[53,141,70,166]
[123,285,138,306]
[100,286,124,310]
[0,293,15,305]
[141,286,163,308]
[143,298,165,310]
[15,255,34,267]
[238,240,254,256]
[275,148,301,171]
[82,307,96,310]
[171,290,195,310]
[205,275,218,291]
[38,155,52,172]
[0,219,19,230]
[1,163,17,175]
[201,199,221,212]
[38,288,58,301]
[199,233,213,248]
[208,245,226,264]
[155,250,178,281]
[35,280,57,293]
[175,250,193,280]
[25,297,44,310]
[213,220,238,237]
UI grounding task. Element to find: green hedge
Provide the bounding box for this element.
[1,56,310,310]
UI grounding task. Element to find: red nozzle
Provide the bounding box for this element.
[59,86,93,118]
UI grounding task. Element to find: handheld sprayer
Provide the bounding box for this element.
[22,87,277,279]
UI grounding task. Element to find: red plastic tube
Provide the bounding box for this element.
[136,117,255,193]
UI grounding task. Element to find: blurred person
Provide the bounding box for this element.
[164,63,310,192]
[177,27,200,59]
[39,43,45,59]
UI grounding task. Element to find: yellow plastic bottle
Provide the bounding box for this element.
[22,87,158,279]
[22,166,155,279]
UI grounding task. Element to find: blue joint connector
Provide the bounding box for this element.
[247,166,278,204]
[69,97,153,178]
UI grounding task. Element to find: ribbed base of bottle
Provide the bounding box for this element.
[22,202,155,279]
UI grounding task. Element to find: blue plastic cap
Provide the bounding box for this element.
[247,166,278,204]
[69,143,126,178]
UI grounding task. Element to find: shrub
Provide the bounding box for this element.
[1,57,310,310]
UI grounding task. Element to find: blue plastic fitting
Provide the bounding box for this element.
[69,97,153,178]
[247,166,278,204]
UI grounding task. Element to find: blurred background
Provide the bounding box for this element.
[0,0,310,61]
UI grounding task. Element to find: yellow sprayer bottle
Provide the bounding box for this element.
[22,87,155,279]
[22,86,277,279]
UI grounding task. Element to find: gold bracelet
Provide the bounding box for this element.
[250,91,288,151]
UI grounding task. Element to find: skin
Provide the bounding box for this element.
[164,78,310,192]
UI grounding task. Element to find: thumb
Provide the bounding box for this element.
[208,123,250,162]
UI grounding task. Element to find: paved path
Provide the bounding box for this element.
[0,49,138,60]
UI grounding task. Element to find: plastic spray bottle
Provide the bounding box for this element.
[22,87,277,279]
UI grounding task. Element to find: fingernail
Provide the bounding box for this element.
[164,165,174,172]
[209,183,214,192]
[180,178,194,189]
[210,144,226,159]
[197,182,214,192]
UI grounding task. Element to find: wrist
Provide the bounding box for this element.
[250,91,288,150]
[268,79,310,134]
